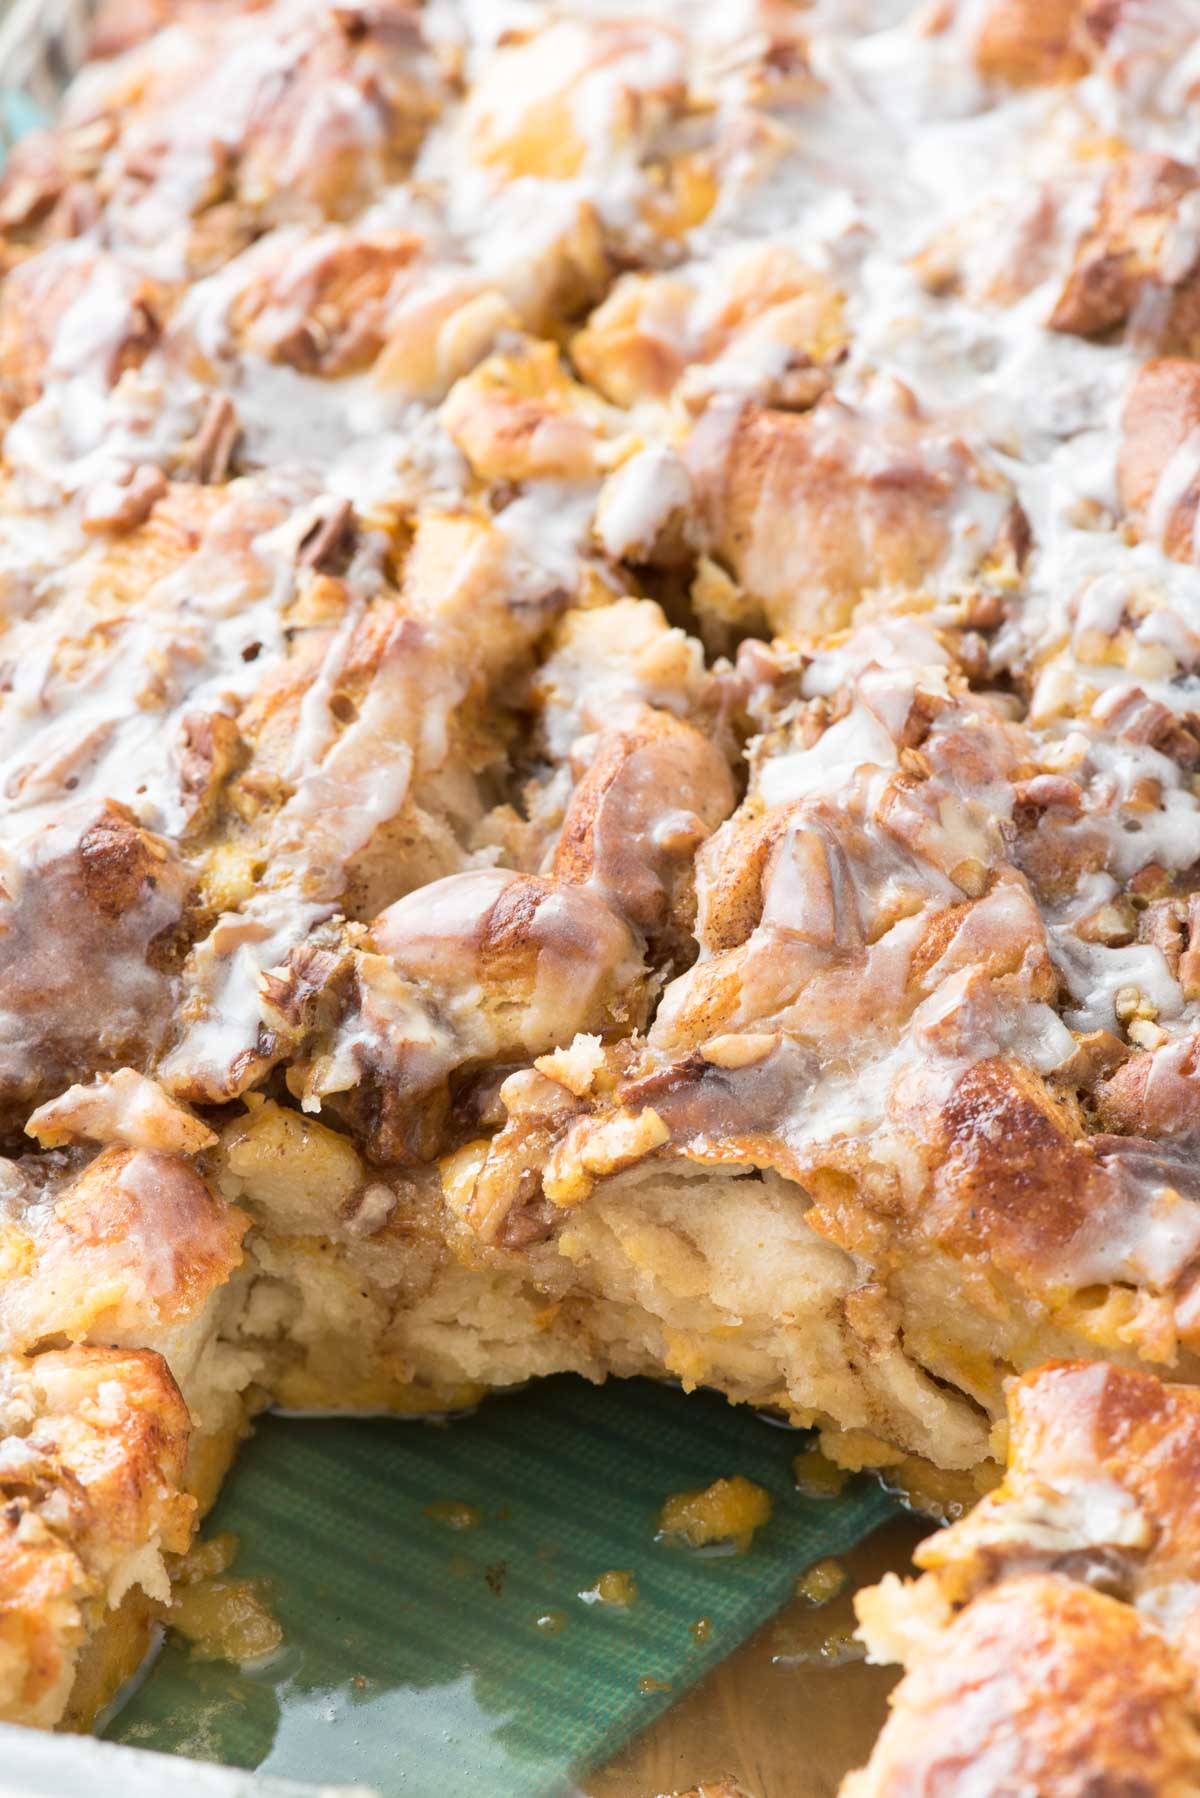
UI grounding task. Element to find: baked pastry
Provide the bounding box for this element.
[3,0,1200,1760]
[846,1361,1200,1795]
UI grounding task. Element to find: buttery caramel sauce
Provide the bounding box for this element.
[658,1478,774,1554]
[166,1532,284,1668]
[588,1519,930,1798]
[580,1570,639,1607]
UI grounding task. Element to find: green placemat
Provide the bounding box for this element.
[107,1377,897,1796]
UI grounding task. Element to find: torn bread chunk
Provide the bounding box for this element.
[26,1070,217,1155]
[0,0,448,275]
[460,614,1200,1464]
[0,1346,194,1729]
[846,1362,1200,1796]
[0,1143,254,1463]
[685,390,1023,643]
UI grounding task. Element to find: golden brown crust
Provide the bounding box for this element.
[686,396,1016,641]
[848,1576,1200,1798]
[848,1364,1200,1794]
[897,1057,1114,1265]
[58,1585,159,1734]
[1049,156,1200,353]
[551,710,736,957]
[441,341,616,486]
[370,871,646,1028]
[0,251,166,417]
[464,16,688,187]
[0,802,194,1127]
[1118,358,1200,562]
[0,1346,194,1728]
[571,248,845,415]
[48,1147,249,1332]
[993,1362,1200,1603]
[971,0,1096,88]
[227,232,423,378]
[283,869,651,1162]
[0,1146,249,1371]
[1122,361,1200,557]
[1097,1033,1200,1137]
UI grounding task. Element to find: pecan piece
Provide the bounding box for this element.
[184,394,241,484]
[297,499,357,575]
[80,464,167,535]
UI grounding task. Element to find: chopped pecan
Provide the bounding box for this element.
[1075,896,1137,947]
[497,1188,557,1250]
[174,710,246,835]
[184,394,241,484]
[1053,1028,1130,1091]
[297,500,357,575]
[80,464,167,536]
[1129,862,1172,901]
[895,687,950,750]
[1094,685,1200,770]
[1179,895,1200,1001]
[1138,897,1184,976]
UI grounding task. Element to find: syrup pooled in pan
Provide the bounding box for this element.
[106,1379,899,1795]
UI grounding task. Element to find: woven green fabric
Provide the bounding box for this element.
[107,1377,897,1796]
